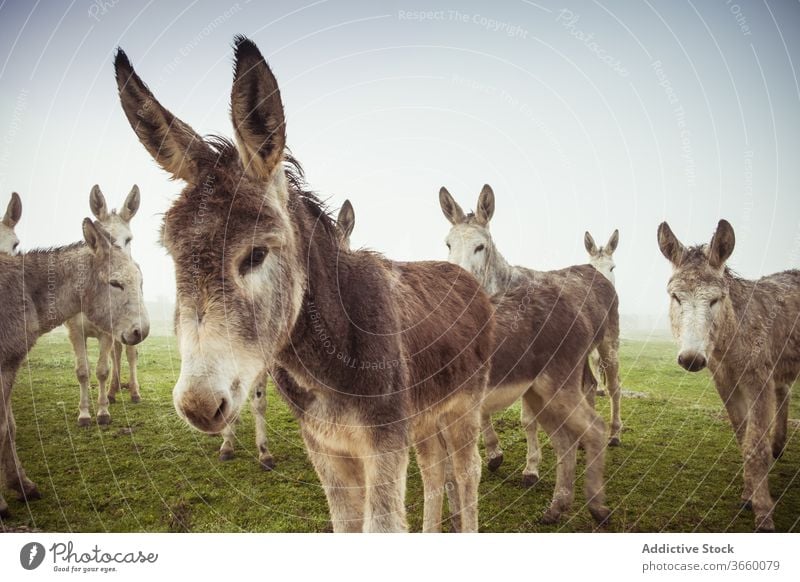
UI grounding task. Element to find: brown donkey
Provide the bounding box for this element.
[658,219,798,532]
[115,38,493,532]
[440,185,618,525]
[0,217,148,517]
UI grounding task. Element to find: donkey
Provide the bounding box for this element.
[64,185,143,426]
[115,38,493,532]
[217,200,356,470]
[658,220,799,532]
[0,193,22,254]
[585,229,620,396]
[440,185,618,524]
[0,217,149,517]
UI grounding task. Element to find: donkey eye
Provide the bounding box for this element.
[671,293,681,305]
[124,237,132,246]
[474,244,485,253]
[446,243,451,250]
[12,242,19,250]
[710,298,719,307]
[240,247,269,276]
[610,266,615,272]
[110,280,124,290]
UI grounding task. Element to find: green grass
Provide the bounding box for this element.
[2,334,798,532]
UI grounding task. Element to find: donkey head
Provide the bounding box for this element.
[81,218,149,345]
[439,184,501,290]
[658,220,735,372]
[115,37,303,434]
[585,229,619,285]
[0,192,22,255]
[89,184,140,255]
[336,199,355,250]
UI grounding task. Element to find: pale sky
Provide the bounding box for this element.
[1,0,798,329]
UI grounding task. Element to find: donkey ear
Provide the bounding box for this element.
[657,222,685,266]
[606,229,619,254]
[230,36,287,186]
[337,199,355,243]
[584,231,598,255]
[119,185,141,222]
[114,49,211,184]
[708,219,735,269]
[82,218,112,255]
[3,192,22,227]
[439,187,465,225]
[89,185,108,220]
[475,184,495,226]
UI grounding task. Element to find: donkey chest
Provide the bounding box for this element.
[299,397,374,455]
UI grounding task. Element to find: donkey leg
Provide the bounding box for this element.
[0,367,40,503]
[95,335,113,425]
[440,408,482,533]
[362,434,409,532]
[721,387,752,508]
[414,430,448,532]
[68,327,93,427]
[252,378,274,470]
[302,431,365,532]
[773,383,790,460]
[481,412,504,472]
[520,386,542,487]
[126,344,141,403]
[598,339,622,446]
[218,421,237,461]
[108,340,123,403]
[743,382,777,532]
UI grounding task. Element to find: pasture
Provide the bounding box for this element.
[2,333,798,533]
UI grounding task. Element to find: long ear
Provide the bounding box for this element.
[337,199,355,243]
[89,185,108,220]
[83,218,113,257]
[230,36,286,185]
[657,222,686,266]
[475,184,495,226]
[605,229,619,254]
[3,192,21,227]
[119,185,141,222]
[114,49,211,183]
[708,219,735,269]
[439,187,465,225]
[584,231,598,255]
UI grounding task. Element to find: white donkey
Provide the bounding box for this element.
[585,230,619,396]
[0,193,22,254]
[216,201,356,470]
[64,185,143,426]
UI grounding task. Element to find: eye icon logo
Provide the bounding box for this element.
[20,542,46,570]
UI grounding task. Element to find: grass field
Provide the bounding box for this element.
[1,333,798,533]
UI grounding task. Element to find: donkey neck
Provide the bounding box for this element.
[20,244,95,336]
[484,245,515,295]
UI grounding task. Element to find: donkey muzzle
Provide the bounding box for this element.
[678,351,707,372]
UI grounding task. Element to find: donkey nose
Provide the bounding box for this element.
[122,327,146,345]
[678,352,707,372]
[178,390,229,434]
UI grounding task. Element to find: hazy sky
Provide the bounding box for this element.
[1,0,798,326]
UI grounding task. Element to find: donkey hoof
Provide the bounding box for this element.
[78,416,91,427]
[219,450,235,462]
[590,506,612,527]
[608,437,621,447]
[756,525,775,533]
[131,394,141,404]
[260,457,276,471]
[540,508,561,525]
[487,454,504,472]
[108,394,117,404]
[97,414,111,426]
[772,446,784,460]
[596,389,606,397]
[521,473,539,488]
[17,486,42,502]
[0,506,9,519]
[740,499,753,511]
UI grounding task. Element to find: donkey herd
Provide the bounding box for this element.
[0,37,796,533]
